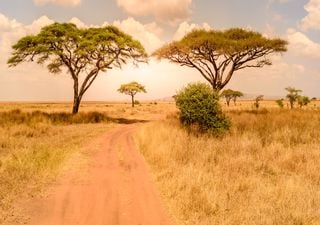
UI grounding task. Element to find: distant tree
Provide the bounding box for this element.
[153,28,287,91]
[220,89,234,106]
[232,91,244,105]
[8,23,147,114]
[221,89,243,106]
[297,96,311,108]
[311,97,317,101]
[275,99,284,108]
[285,87,302,109]
[118,81,146,107]
[254,95,264,109]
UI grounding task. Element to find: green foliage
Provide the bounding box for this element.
[220,89,234,106]
[118,81,146,107]
[297,96,311,108]
[275,99,284,108]
[285,87,302,109]
[253,95,264,109]
[175,83,230,134]
[118,81,146,96]
[221,89,243,106]
[8,23,147,113]
[154,28,287,91]
[134,100,140,105]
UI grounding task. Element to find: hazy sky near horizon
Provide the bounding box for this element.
[0,0,320,101]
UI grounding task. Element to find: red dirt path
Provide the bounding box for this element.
[26,124,171,225]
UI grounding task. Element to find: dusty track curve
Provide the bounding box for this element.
[27,124,171,225]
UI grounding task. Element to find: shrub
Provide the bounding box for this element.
[134,100,140,105]
[276,99,284,108]
[175,83,230,134]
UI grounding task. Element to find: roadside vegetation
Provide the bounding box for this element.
[136,109,320,225]
[0,108,114,223]
[0,102,176,224]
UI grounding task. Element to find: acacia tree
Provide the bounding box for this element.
[118,81,146,107]
[254,95,264,109]
[221,89,243,106]
[285,87,302,109]
[232,90,243,105]
[8,23,147,114]
[153,28,287,91]
[220,89,234,106]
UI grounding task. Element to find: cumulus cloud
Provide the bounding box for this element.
[173,21,211,40]
[33,0,81,7]
[287,28,320,59]
[113,17,164,53]
[300,0,320,30]
[116,0,192,24]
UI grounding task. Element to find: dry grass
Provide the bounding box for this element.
[135,109,320,225]
[0,108,115,223]
[0,101,175,223]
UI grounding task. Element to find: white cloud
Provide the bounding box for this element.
[173,21,211,40]
[300,0,320,31]
[287,28,320,59]
[113,17,164,53]
[116,0,192,24]
[69,17,87,28]
[25,16,55,34]
[33,0,81,7]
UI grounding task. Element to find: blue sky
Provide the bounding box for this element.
[0,0,319,101]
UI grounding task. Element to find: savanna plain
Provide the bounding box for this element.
[1,101,320,225]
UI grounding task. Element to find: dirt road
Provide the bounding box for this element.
[26,124,171,225]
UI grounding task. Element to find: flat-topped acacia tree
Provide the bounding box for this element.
[153,28,288,91]
[221,89,243,106]
[118,81,146,107]
[8,23,147,114]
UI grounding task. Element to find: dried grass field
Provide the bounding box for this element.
[135,101,320,225]
[1,101,320,225]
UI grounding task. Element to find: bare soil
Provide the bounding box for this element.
[21,124,171,225]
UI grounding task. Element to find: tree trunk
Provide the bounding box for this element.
[72,97,81,114]
[131,95,134,108]
[72,78,80,114]
[290,101,294,109]
[226,99,230,107]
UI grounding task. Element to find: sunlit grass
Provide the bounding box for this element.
[0,109,114,223]
[136,109,320,225]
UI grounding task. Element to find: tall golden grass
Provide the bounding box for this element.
[136,109,320,225]
[0,109,113,223]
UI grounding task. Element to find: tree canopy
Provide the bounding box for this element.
[8,23,147,113]
[118,81,146,107]
[285,87,302,109]
[221,89,243,106]
[153,28,287,91]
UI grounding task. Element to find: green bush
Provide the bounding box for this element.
[175,83,231,134]
[134,100,140,105]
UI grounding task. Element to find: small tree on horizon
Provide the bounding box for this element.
[153,28,287,92]
[8,23,147,114]
[118,81,146,107]
[254,95,264,109]
[221,89,243,106]
[220,89,234,106]
[285,87,302,109]
[232,91,244,105]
